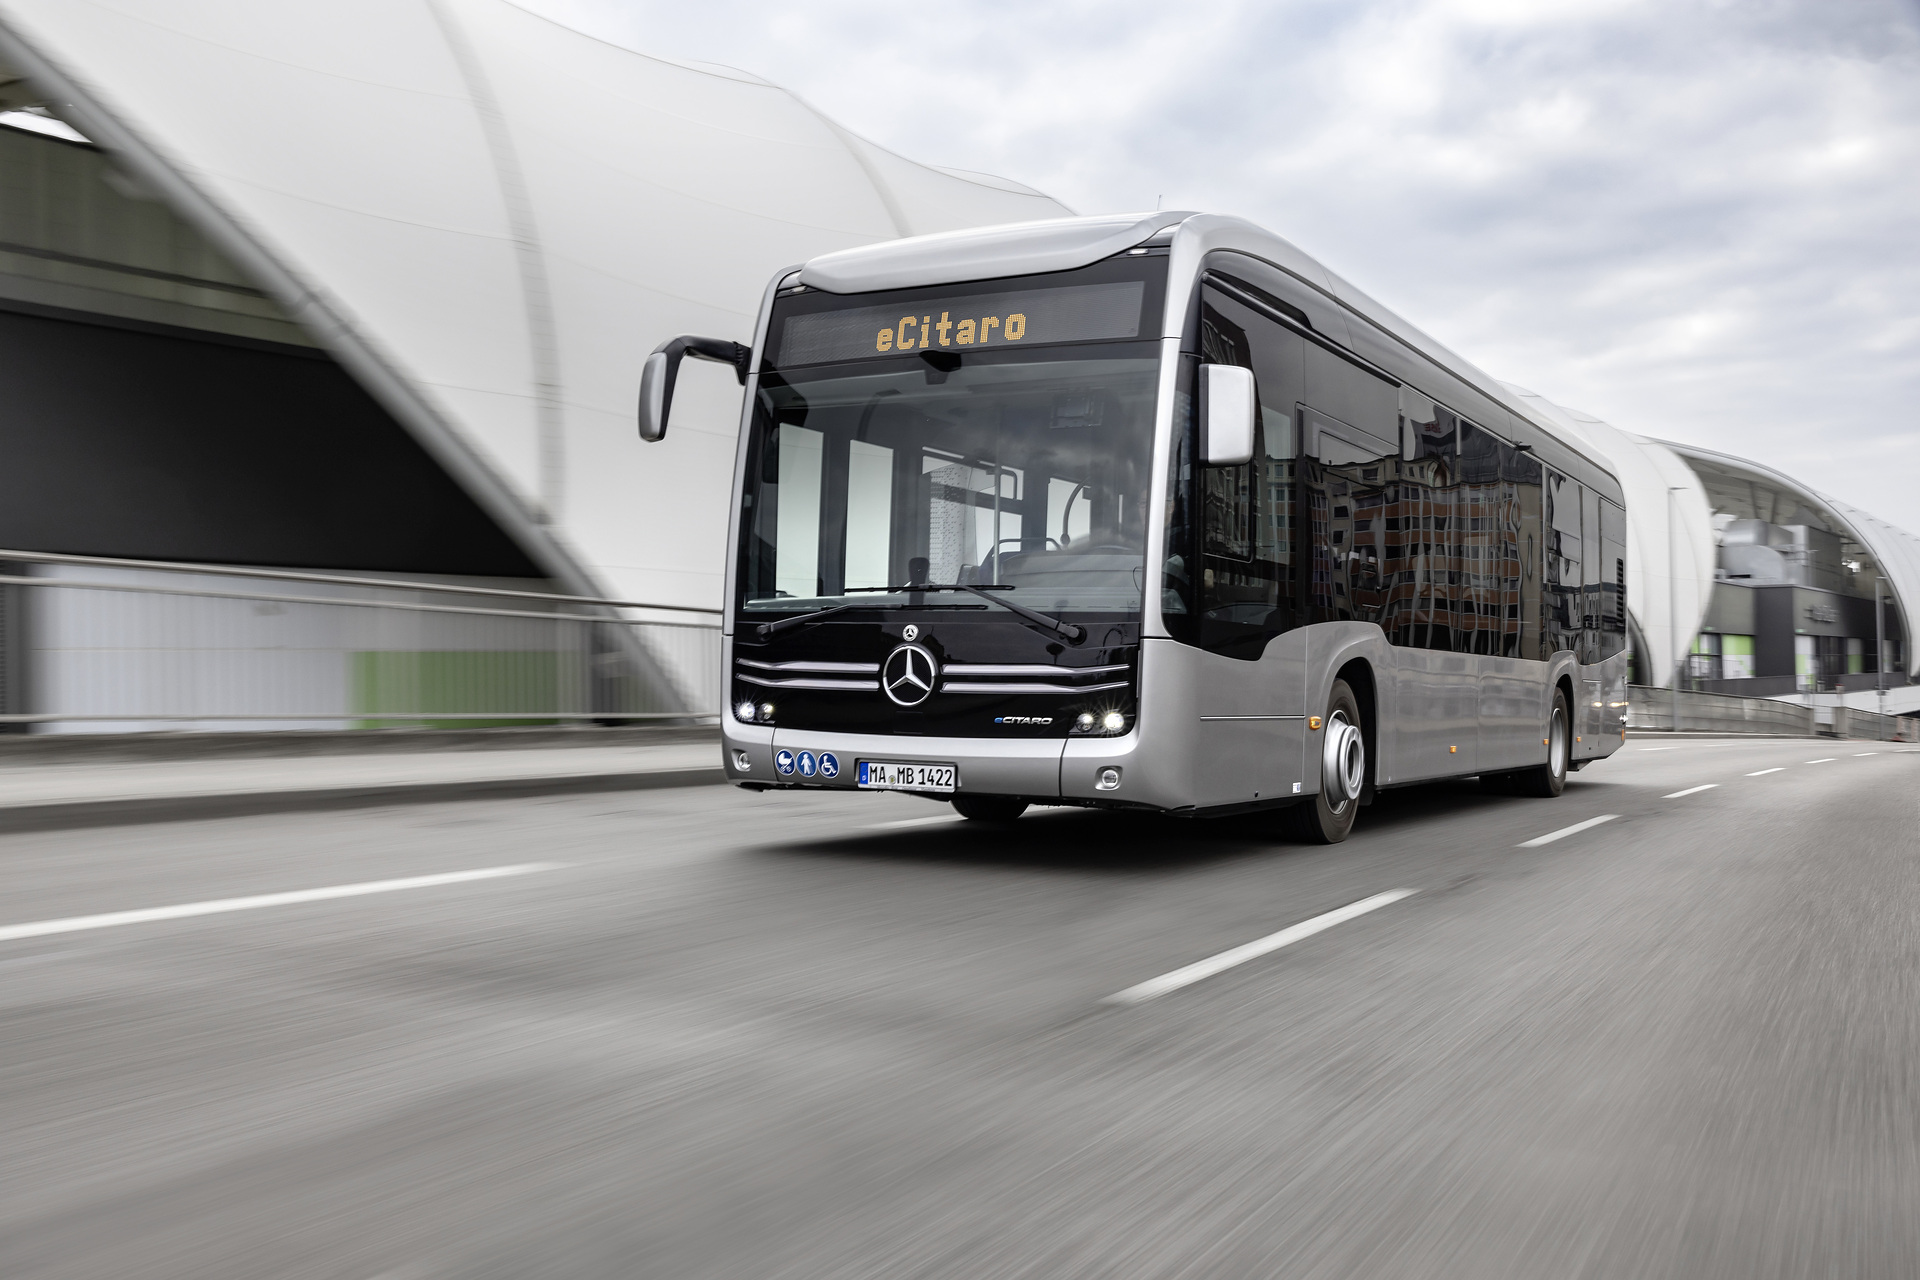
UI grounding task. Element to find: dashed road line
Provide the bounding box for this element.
[1663,784,1718,798]
[0,864,561,944]
[1853,752,1879,757]
[867,814,963,830]
[1747,767,1784,776]
[1102,889,1417,1005]
[1806,758,1835,764]
[1518,814,1620,847]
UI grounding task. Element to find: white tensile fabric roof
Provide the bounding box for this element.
[1664,443,1920,680]
[0,0,1068,608]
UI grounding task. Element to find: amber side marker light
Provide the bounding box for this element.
[1308,716,1323,730]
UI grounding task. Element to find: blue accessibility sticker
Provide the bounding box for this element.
[819,752,839,779]
[797,751,817,778]
[775,749,795,775]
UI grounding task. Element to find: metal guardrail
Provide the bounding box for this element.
[1627,684,1918,740]
[0,550,722,731]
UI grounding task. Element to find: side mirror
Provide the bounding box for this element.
[1200,363,1256,466]
[638,335,753,442]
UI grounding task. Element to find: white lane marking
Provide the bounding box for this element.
[1746,767,1784,776]
[1638,746,1680,752]
[0,864,561,944]
[1663,784,1719,798]
[1806,758,1835,764]
[1853,752,1878,756]
[1102,889,1416,1006]
[867,814,962,830]
[1518,814,1620,847]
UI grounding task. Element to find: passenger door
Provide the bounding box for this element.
[1386,395,1478,778]
[1189,282,1305,807]
[1460,420,1541,770]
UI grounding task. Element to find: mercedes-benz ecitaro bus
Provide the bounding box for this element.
[638,212,1628,841]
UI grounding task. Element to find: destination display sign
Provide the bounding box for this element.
[773,279,1147,367]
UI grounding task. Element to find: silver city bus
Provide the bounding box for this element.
[638,213,1628,841]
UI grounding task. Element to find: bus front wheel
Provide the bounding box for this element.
[1281,679,1364,844]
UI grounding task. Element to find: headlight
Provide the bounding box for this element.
[1101,710,1127,733]
[735,700,758,723]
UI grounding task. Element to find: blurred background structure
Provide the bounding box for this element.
[0,0,1914,733]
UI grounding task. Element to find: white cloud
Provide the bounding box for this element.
[522,0,1920,529]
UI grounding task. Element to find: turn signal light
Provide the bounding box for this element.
[1308,716,1323,730]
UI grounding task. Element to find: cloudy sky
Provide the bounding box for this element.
[524,0,1920,531]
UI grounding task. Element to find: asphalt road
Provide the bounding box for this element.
[2,736,1917,1279]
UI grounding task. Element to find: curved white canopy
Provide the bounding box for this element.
[1667,443,1920,679]
[0,0,1068,609]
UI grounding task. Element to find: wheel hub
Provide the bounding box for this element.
[1322,712,1365,809]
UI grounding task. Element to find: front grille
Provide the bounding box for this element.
[938,662,1130,695]
[733,658,1130,697]
[733,657,880,692]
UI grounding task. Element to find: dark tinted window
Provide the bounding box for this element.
[1161,285,1307,659]
[1386,394,1460,651]
[1600,498,1627,659]
[1300,406,1397,629]
[1545,471,1583,656]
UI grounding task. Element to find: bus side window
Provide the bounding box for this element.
[1454,422,1502,655]
[1501,433,1545,660]
[1300,408,1394,628]
[1581,484,1604,662]
[1544,472,1583,658]
[1392,398,1458,651]
[1199,305,1254,563]
[1600,499,1627,659]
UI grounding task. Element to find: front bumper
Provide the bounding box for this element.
[721,721,1153,806]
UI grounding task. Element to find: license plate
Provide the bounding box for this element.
[857,761,957,793]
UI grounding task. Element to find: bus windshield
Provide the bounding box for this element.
[738,345,1159,620]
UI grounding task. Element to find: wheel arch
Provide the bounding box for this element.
[1334,656,1378,800]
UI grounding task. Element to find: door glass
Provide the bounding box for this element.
[774,424,823,599]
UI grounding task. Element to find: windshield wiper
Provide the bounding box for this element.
[845,584,1085,644]
[753,603,854,639]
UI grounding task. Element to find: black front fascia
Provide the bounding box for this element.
[731,611,1138,738]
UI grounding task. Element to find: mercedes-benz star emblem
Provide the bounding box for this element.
[901,624,919,642]
[882,643,939,707]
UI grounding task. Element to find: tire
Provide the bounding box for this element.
[952,795,1028,822]
[1281,678,1366,843]
[1513,688,1570,798]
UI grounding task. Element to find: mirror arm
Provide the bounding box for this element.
[637,334,753,442]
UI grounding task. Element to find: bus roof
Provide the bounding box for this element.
[794,212,1623,499]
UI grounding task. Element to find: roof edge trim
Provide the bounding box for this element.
[798,211,1195,294]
